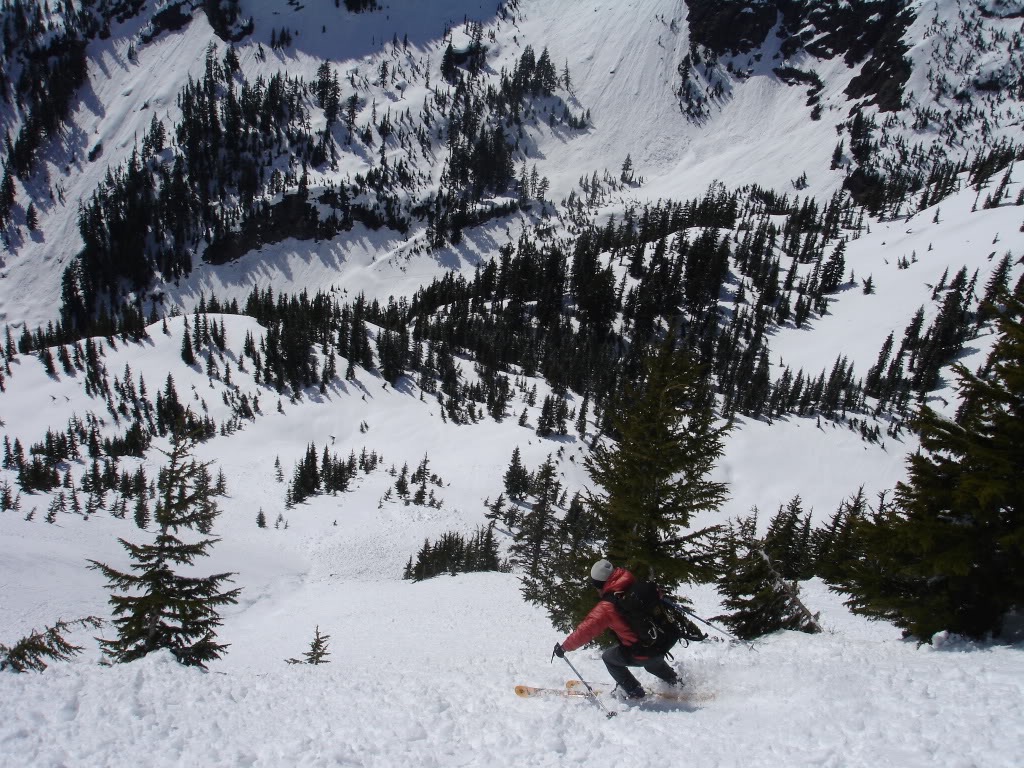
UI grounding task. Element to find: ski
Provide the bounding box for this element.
[565,679,713,703]
[515,684,619,718]
[514,684,592,699]
[564,680,607,695]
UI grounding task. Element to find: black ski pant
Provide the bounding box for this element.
[602,645,676,692]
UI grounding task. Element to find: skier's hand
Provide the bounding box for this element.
[552,642,565,659]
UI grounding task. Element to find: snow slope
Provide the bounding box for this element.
[2,566,1022,767]
[2,1,1024,765]
[512,0,853,203]
[2,168,1022,765]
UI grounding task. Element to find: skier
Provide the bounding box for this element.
[552,559,681,700]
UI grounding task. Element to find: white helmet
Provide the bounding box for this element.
[590,559,614,583]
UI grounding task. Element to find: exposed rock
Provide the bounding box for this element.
[843,7,913,112]
[978,0,1024,19]
[685,0,778,56]
[685,0,914,112]
[142,2,192,44]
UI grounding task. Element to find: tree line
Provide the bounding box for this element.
[514,301,1023,643]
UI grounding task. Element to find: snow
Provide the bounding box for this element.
[2,573,1022,767]
[2,0,1024,766]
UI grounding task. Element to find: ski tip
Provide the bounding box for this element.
[514,685,533,698]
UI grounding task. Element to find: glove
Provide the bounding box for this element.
[552,642,565,659]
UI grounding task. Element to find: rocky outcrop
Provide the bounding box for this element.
[684,0,914,112]
[842,6,913,112]
[685,0,778,55]
[777,0,913,111]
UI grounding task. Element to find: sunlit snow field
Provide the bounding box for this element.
[2,0,1024,765]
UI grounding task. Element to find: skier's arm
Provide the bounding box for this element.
[561,601,617,652]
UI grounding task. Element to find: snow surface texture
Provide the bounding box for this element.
[2,575,1023,768]
[2,0,1024,765]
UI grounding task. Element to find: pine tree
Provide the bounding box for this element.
[88,431,241,668]
[585,340,728,589]
[181,325,196,365]
[1,617,104,672]
[809,487,861,575]
[502,446,530,502]
[834,297,1024,640]
[764,495,813,580]
[510,456,560,581]
[285,626,331,665]
[520,491,604,635]
[483,493,509,527]
[715,510,822,640]
[133,494,150,529]
[395,462,410,499]
[620,154,633,184]
[536,396,555,437]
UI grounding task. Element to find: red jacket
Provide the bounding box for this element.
[561,567,640,652]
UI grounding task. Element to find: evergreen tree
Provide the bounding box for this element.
[285,626,331,665]
[811,487,867,582]
[715,510,822,640]
[441,43,457,82]
[181,325,196,365]
[764,495,814,580]
[510,456,560,581]
[395,462,410,499]
[88,431,241,668]
[483,493,509,527]
[1,617,104,673]
[406,526,501,581]
[133,494,150,529]
[520,491,604,635]
[834,297,1024,640]
[585,340,728,589]
[502,446,530,502]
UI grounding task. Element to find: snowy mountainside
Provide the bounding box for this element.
[0,162,1021,766]
[1,1,1023,765]
[2,0,1021,327]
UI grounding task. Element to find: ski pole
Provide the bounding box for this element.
[666,599,758,652]
[558,654,616,719]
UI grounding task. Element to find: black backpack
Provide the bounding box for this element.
[604,581,707,655]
